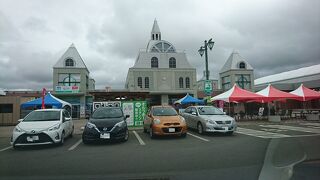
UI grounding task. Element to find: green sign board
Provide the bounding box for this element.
[121,101,147,127]
[204,80,213,95]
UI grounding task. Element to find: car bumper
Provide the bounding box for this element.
[82,127,127,142]
[204,124,237,133]
[11,130,62,146]
[152,125,187,136]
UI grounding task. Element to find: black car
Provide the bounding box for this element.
[82,107,129,143]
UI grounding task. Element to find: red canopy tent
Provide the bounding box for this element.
[290,84,320,101]
[256,84,301,102]
[211,84,266,102]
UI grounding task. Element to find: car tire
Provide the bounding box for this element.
[59,131,65,146]
[197,123,203,134]
[82,138,89,144]
[150,127,155,139]
[181,133,187,138]
[227,131,234,135]
[69,126,74,138]
[122,129,129,142]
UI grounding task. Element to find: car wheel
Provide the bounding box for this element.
[122,129,129,142]
[197,123,203,134]
[82,138,89,144]
[69,126,74,138]
[149,127,155,139]
[59,131,65,145]
[181,133,187,138]
[227,131,234,135]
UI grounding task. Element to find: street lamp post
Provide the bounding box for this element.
[198,38,215,80]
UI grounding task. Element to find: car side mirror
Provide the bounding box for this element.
[191,112,197,116]
[18,119,23,123]
[125,115,130,119]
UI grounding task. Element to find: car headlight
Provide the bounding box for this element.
[48,124,61,131]
[180,116,185,123]
[205,119,215,124]
[115,121,126,128]
[86,122,96,129]
[14,126,22,132]
[153,119,161,125]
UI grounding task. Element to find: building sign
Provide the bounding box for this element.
[55,86,79,93]
[204,80,213,95]
[92,101,147,127]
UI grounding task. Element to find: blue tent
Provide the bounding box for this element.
[174,94,204,105]
[21,92,71,109]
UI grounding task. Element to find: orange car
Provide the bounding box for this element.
[143,105,187,138]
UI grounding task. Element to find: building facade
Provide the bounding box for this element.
[53,44,95,118]
[220,50,254,91]
[125,20,197,105]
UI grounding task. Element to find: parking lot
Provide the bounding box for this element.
[1,120,320,180]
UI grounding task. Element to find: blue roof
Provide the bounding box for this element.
[174,94,204,105]
[21,92,71,109]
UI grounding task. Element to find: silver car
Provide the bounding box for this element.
[181,106,237,135]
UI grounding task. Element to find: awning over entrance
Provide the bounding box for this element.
[21,92,71,109]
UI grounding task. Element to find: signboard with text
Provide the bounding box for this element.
[204,80,213,95]
[55,86,79,93]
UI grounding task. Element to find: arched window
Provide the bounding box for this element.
[179,77,184,88]
[169,57,176,68]
[186,77,190,88]
[239,62,246,69]
[151,57,158,68]
[65,59,74,67]
[145,77,149,89]
[137,77,142,88]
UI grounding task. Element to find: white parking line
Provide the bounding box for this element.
[68,139,82,151]
[187,132,210,142]
[260,125,320,134]
[133,131,146,145]
[0,146,12,152]
[236,127,290,138]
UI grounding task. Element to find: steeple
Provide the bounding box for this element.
[151,19,161,40]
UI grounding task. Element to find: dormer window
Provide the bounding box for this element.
[65,58,74,67]
[239,62,246,69]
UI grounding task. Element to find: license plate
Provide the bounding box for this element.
[100,133,110,139]
[168,128,175,132]
[223,127,228,131]
[27,136,39,142]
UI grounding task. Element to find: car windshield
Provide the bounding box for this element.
[198,107,224,115]
[23,111,60,121]
[152,107,177,116]
[92,108,123,119]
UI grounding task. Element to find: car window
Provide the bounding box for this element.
[198,106,224,115]
[190,107,197,114]
[152,107,177,116]
[92,108,123,119]
[184,107,191,113]
[63,110,71,118]
[23,111,61,121]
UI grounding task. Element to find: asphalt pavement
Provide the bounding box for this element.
[0,120,319,180]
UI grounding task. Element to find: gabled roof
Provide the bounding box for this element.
[53,43,88,70]
[290,84,320,101]
[151,19,161,33]
[256,84,301,102]
[220,50,253,73]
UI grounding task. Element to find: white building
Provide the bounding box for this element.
[255,64,320,91]
[125,20,197,105]
[219,50,254,91]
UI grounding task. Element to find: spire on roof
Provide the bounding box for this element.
[151,19,161,40]
[70,43,75,48]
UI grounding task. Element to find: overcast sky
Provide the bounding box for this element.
[0,0,319,90]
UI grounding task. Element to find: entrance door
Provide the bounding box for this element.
[72,105,80,119]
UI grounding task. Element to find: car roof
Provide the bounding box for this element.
[34,109,62,112]
[152,105,174,108]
